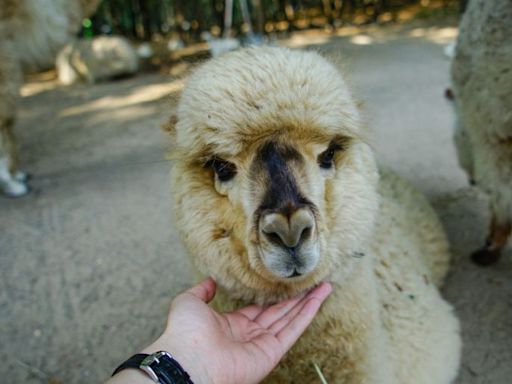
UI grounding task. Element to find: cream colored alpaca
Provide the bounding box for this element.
[451,0,512,265]
[170,47,461,383]
[0,0,99,196]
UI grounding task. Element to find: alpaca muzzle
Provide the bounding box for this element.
[254,140,320,278]
[258,207,318,278]
[260,208,314,249]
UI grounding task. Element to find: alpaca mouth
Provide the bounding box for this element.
[288,269,302,278]
[258,242,319,280]
[285,248,305,278]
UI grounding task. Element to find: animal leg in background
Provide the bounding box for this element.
[0,42,28,197]
[472,213,511,266]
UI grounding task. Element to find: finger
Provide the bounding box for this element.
[253,290,308,328]
[235,304,267,320]
[269,283,331,335]
[268,296,308,335]
[275,282,332,350]
[181,277,217,303]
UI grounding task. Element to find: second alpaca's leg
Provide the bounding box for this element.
[0,118,28,197]
[472,213,511,266]
[0,41,29,197]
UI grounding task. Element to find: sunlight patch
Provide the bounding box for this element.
[350,35,373,45]
[59,80,184,117]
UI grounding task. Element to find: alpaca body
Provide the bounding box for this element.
[0,0,99,196]
[1,0,91,71]
[210,170,460,383]
[56,36,139,85]
[171,47,460,383]
[451,0,512,263]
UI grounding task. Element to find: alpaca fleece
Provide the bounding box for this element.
[451,0,512,260]
[171,47,461,383]
[0,0,99,196]
[56,35,139,85]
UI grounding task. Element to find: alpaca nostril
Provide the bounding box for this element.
[300,226,312,243]
[260,209,315,249]
[264,231,286,248]
[262,223,305,248]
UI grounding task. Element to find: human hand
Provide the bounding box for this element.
[153,278,332,384]
[108,278,331,384]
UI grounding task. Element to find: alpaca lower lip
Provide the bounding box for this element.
[287,269,302,278]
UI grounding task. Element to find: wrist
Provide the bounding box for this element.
[141,334,212,384]
[108,367,155,384]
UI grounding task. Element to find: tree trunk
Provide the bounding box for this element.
[251,0,265,35]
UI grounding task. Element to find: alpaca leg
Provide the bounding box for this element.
[471,214,511,266]
[0,42,29,197]
[0,119,29,197]
[14,170,29,182]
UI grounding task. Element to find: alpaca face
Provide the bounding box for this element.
[206,137,350,280]
[172,48,379,301]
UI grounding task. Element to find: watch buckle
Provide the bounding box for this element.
[140,351,173,383]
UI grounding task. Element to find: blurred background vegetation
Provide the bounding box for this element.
[84,0,466,43]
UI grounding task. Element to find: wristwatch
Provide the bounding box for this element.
[112,351,194,384]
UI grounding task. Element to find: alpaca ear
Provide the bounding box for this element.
[444,88,455,100]
[162,114,179,160]
[162,114,177,137]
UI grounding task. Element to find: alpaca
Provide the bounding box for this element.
[56,35,139,85]
[451,0,512,265]
[0,0,99,196]
[170,47,461,383]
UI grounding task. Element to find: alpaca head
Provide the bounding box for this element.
[171,47,379,302]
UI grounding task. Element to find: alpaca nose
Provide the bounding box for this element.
[260,208,314,249]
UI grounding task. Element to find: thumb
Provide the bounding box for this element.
[182,277,217,303]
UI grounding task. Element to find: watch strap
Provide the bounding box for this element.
[112,351,193,384]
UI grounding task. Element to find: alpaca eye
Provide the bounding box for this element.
[210,158,237,182]
[318,147,339,169]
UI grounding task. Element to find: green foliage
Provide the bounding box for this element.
[87,0,462,41]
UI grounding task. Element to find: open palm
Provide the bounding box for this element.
[154,278,332,384]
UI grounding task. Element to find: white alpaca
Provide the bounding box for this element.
[0,0,99,196]
[56,35,139,85]
[170,47,461,383]
[451,0,512,265]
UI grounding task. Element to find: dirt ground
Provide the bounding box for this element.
[1,20,511,384]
